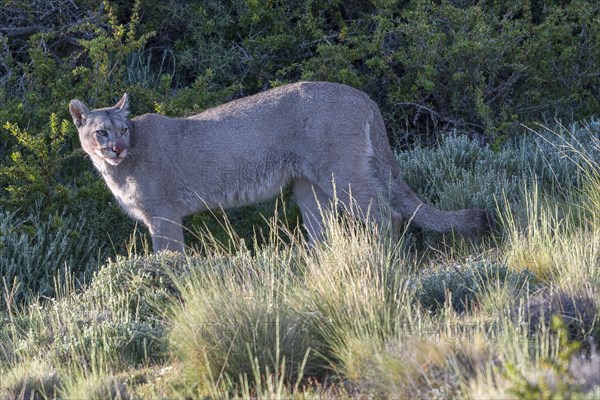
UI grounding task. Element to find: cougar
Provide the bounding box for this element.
[69,82,491,253]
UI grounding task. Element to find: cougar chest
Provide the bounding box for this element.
[101,168,147,221]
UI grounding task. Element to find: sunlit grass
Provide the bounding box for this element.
[1,123,600,398]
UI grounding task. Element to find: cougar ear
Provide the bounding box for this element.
[114,93,130,117]
[69,100,90,128]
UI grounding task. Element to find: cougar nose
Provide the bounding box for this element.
[113,139,126,154]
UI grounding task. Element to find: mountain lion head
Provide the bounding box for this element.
[69,94,131,166]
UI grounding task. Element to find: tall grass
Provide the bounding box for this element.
[167,247,315,395]
[500,124,600,292]
[1,121,600,398]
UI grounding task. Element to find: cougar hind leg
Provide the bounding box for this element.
[391,211,404,240]
[315,174,390,235]
[294,176,391,242]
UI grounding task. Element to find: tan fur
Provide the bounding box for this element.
[69,82,492,253]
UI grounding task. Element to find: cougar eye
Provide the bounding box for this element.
[96,130,108,137]
[120,128,128,135]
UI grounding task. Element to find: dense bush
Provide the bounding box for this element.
[116,0,600,142]
[1,254,174,370]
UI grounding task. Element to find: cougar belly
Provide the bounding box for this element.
[220,167,293,208]
[180,167,295,213]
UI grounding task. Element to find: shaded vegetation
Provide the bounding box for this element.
[414,262,539,313]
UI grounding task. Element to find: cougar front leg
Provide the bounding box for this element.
[293,179,332,244]
[147,215,185,253]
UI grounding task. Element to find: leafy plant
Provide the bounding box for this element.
[504,316,583,399]
[1,114,81,213]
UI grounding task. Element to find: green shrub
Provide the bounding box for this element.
[0,114,134,249]
[1,254,183,375]
[168,252,315,392]
[84,253,186,323]
[414,262,538,313]
[0,208,102,310]
[397,121,600,219]
[6,0,598,143]
[385,0,600,141]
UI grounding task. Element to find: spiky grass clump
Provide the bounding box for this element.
[59,373,130,400]
[4,256,176,370]
[499,124,600,291]
[0,252,187,398]
[168,208,415,397]
[0,208,102,310]
[290,208,417,380]
[0,360,59,400]
[168,231,315,397]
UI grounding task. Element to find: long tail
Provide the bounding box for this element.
[367,103,492,237]
[391,177,493,237]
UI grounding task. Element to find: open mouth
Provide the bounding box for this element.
[99,152,125,165]
[100,149,127,165]
[105,157,124,165]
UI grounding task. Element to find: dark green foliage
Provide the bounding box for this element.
[414,262,538,312]
[389,0,600,143]
[1,114,133,249]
